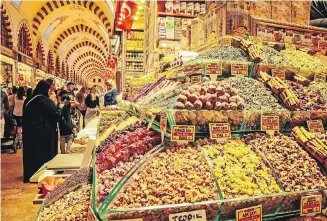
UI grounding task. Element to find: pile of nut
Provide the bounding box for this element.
[111,144,218,209]
[199,138,281,199]
[246,133,327,192]
[38,184,91,221]
[197,46,249,61]
[309,82,327,102]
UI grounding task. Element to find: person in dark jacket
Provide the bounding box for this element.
[104,80,118,106]
[85,86,100,109]
[59,94,76,154]
[22,80,62,183]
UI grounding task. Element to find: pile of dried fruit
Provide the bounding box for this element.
[174,81,245,110]
[199,139,281,199]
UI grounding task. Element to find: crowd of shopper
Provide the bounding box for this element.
[1,79,118,183]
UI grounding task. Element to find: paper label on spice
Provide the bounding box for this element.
[191,75,202,84]
[209,123,231,140]
[314,73,326,83]
[171,125,195,142]
[221,37,232,46]
[206,63,222,75]
[271,68,286,80]
[231,64,248,77]
[261,115,279,132]
[236,205,262,221]
[307,120,324,134]
[300,195,322,216]
[169,209,207,221]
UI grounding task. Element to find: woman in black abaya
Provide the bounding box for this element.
[22,80,61,183]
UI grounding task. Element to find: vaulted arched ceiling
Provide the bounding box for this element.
[17,0,115,83]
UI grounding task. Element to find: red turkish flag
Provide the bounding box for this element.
[107,55,117,69]
[115,1,138,31]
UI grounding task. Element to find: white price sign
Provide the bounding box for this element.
[169,209,207,221]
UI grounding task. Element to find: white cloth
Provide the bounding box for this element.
[13,96,25,117]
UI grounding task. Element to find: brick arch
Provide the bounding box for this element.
[35,38,45,65]
[17,22,33,57]
[32,0,111,37]
[66,40,106,60]
[79,63,104,76]
[72,51,106,68]
[1,4,13,48]
[54,24,108,51]
[47,50,54,73]
[77,60,104,74]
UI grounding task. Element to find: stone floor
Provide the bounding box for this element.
[1,148,40,221]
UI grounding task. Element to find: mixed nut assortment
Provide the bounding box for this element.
[197,46,249,61]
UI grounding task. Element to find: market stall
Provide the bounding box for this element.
[0,46,16,87]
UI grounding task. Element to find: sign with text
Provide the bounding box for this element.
[191,75,202,84]
[231,64,248,77]
[206,63,222,75]
[314,73,326,83]
[261,115,279,132]
[236,205,262,221]
[307,119,324,134]
[271,68,286,80]
[169,209,207,221]
[209,123,231,140]
[300,195,322,216]
[171,125,195,142]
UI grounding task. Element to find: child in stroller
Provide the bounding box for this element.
[1,113,21,153]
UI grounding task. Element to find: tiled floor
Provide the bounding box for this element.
[1,148,40,221]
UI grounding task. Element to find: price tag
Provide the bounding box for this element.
[261,115,279,134]
[191,75,202,84]
[300,195,322,216]
[209,123,231,140]
[231,63,248,77]
[171,125,195,143]
[88,206,98,221]
[307,119,324,134]
[314,73,326,83]
[147,114,156,129]
[285,43,296,51]
[206,63,222,81]
[221,37,232,46]
[236,205,262,221]
[169,209,207,221]
[271,68,286,80]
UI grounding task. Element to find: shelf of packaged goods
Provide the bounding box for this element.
[157,12,197,19]
[126,49,144,53]
[126,60,144,62]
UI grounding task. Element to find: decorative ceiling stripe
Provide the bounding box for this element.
[0,4,13,47]
[65,40,106,60]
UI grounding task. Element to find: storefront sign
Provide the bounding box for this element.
[209,123,231,140]
[261,115,279,133]
[307,120,324,134]
[169,209,206,221]
[171,125,195,142]
[21,55,34,67]
[236,205,262,221]
[314,73,326,83]
[300,195,322,216]
[1,46,15,58]
[191,75,202,84]
[206,63,222,75]
[231,64,248,77]
[271,68,286,80]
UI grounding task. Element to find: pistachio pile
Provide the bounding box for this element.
[197,46,249,61]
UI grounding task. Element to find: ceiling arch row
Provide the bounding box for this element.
[65,40,106,61]
[72,51,106,69]
[77,61,104,76]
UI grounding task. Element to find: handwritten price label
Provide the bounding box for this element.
[231,64,248,77]
[191,75,202,84]
[169,209,207,221]
[300,195,322,216]
[307,119,324,134]
[209,123,231,140]
[171,125,195,143]
[314,73,326,83]
[261,115,279,132]
[271,68,286,80]
[236,205,262,221]
[206,63,222,75]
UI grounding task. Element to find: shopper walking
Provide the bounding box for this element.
[12,87,26,140]
[85,86,100,125]
[59,94,76,154]
[8,86,17,111]
[22,80,62,183]
[104,80,118,106]
[46,78,57,105]
[1,90,10,138]
[75,87,87,128]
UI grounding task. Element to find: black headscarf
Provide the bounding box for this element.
[33,80,50,97]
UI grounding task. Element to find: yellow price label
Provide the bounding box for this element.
[171,125,195,143]
[307,119,324,134]
[271,68,286,80]
[300,195,322,216]
[231,63,248,77]
[261,115,279,132]
[236,205,262,221]
[209,123,231,140]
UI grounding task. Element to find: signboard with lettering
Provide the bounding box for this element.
[209,123,231,140]
[206,62,222,81]
[169,209,207,221]
[261,115,280,132]
[307,119,324,134]
[171,125,195,142]
[231,64,248,77]
[300,195,322,216]
[191,75,202,84]
[271,68,286,80]
[236,205,262,221]
[21,55,34,67]
[1,46,15,58]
